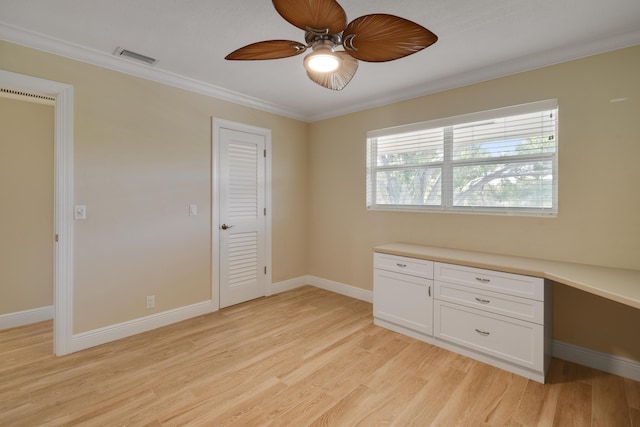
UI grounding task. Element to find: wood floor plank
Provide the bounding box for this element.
[476,370,529,426]
[0,285,638,426]
[552,376,592,426]
[591,371,631,426]
[308,384,379,426]
[267,389,336,426]
[320,333,410,399]
[390,364,467,426]
[354,372,429,425]
[625,378,640,427]
[626,377,640,412]
[429,361,500,425]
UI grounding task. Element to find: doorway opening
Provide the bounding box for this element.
[0,70,74,356]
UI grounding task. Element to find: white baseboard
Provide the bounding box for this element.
[69,275,367,355]
[70,300,214,353]
[552,340,640,382]
[271,276,311,295]
[271,275,373,303]
[0,305,54,330]
[306,276,373,303]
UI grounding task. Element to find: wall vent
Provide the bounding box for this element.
[0,87,55,106]
[114,47,157,65]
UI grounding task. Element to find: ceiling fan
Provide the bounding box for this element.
[225,0,438,91]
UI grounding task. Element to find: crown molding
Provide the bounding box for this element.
[3,21,639,124]
[307,29,640,122]
[0,21,307,122]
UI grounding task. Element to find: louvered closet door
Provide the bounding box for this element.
[219,128,266,308]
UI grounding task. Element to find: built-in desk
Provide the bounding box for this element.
[375,243,640,310]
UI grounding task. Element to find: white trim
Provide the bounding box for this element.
[0,22,306,122]
[211,118,272,308]
[553,340,640,382]
[270,275,374,303]
[53,82,74,357]
[3,21,639,123]
[264,132,273,297]
[307,276,374,303]
[70,301,213,353]
[0,70,74,356]
[211,119,221,312]
[307,30,640,122]
[271,276,312,294]
[0,306,54,330]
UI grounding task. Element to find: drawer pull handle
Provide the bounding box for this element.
[396,263,407,268]
[475,328,490,336]
[475,277,490,283]
[475,297,491,304]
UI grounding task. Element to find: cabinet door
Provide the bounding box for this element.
[374,269,433,336]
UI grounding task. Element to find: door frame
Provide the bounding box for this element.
[0,70,74,356]
[211,118,272,311]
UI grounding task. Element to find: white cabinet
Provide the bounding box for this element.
[373,252,551,383]
[373,253,434,340]
[434,262,551,382]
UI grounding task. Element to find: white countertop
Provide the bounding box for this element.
[374,243,640,309]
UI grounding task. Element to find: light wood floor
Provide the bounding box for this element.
[1,286,639,426]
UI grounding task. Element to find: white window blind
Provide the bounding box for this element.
[367,100,558,215]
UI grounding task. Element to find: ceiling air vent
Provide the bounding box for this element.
[114,47,157,65]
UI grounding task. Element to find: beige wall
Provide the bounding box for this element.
[1,41,308,332]
[0,97,54,314]
[2,39,639,362]
[308,45,640,360]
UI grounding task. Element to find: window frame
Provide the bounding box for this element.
[366,100,558,216]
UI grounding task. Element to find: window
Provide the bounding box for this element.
[367,100,558,216]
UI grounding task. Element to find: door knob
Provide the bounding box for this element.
[221,224,233,230]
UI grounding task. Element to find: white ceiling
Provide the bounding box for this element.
[1,0,639,122]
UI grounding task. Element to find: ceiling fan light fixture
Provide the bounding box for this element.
[304,42,342,73]
[226,1,439,90]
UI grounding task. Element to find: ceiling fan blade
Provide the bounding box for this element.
[225,40,307,60]
[306,51,358,91]
[272,0,347,34]
[342,14,438,62]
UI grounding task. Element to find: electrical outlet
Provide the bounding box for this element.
[189,204,198,216]
[74,204,87,220]
[146,295,155,309]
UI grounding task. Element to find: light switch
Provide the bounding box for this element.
[189,204,198,216]
[74,205,87,220]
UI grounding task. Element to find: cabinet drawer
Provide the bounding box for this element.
[434,301,543,371]
[374,253,433,278]
[434,262,543,300]
[435,282,544,324]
